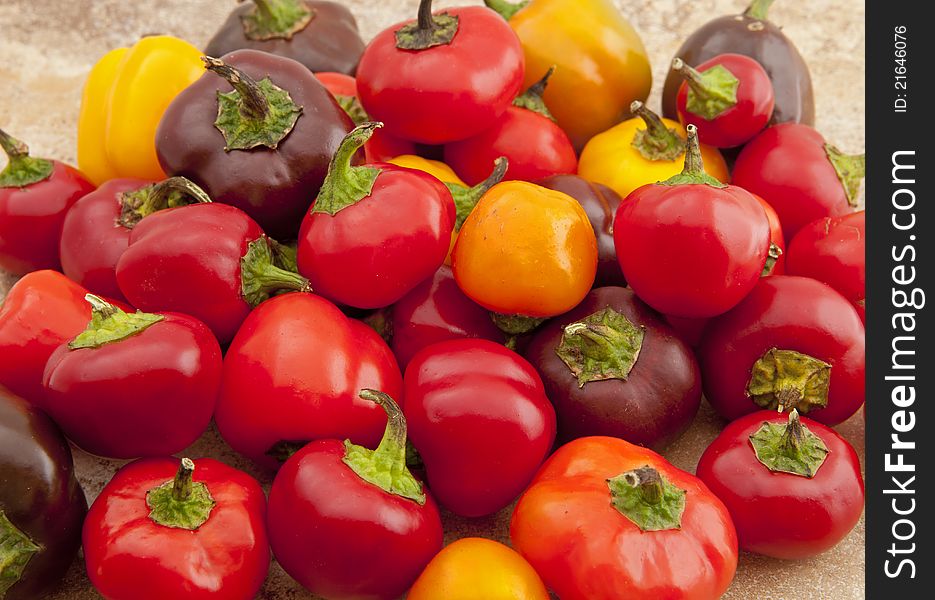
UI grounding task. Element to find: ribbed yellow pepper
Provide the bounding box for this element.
[77,36,204,185]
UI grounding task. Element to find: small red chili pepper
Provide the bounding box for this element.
[215,293,403,470]
[404,339,556,517]
[0,129,95,276]
[356,0,525,144]
[297,123,456,309]
[699,275,865,426]
[697,409,864,559]
[115,202,310,344]
[59,176,211,302]
[267,389,443,600]
[786,211,865,322]
[444,67,577,184]
[732,122,864,240]
[672,53,774,148]
[83,457,270,600]
[43,295,221,459]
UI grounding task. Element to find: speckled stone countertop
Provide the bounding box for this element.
[0,1,865,598]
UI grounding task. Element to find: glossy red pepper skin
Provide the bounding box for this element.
[676,53,774,148]
[0,159,95,276]
[59,178,152,301]
[444,106,577,185]
[732,123,857,241]
[699,276,865,426]
[787,211,865,322]
[404,339,556,517]
[614,182,771,318]
[216,293,403,470]
[697,411,864,558]
[0,270,91,406]
[538,175,625,288]
[43,312,222,459]
[298,164,455,309]
[389,265,505,370]
[356,6,524,144]
[268,439,443,600]
[755,192,785,276]
[83,457,270,600]
[1,391,87,600]
[115,203,263,344]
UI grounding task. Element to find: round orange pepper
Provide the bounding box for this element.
[452,181,597,322]
[408,538,549,600]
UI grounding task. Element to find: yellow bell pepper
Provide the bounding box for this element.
[78,36,204,185]
[388,155,465,188]
[486,0,652,151]
[407,538,550,600]
[578,101,729,199]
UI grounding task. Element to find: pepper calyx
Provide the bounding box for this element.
[483,0,530,20]
[0,509,41,596]
[448,157,509,231]
[0,128,54,188]
[342,390,426,504]
[629,100,685,162]
[555,307,645,388]
[117,176,212,229]
[69,294,164,350]
[512,66,557,121]
[335,94,369,125]
[761,243,783,277]
[395,0,460,51]
[146,458,216,530]
[313,122,383,216]
[241,236,312,307]
[749,409,830,477]
[204,56,304,152]
[490,312,547,336]
[608,466,686,531]
[658,125,726,188]
[746,348,832,413]
[672,58,739,121]
[824,144,865,208]
[241,0,315,41]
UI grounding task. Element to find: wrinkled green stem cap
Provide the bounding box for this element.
[0,509,41,597]
[241,235,312,307]
[672,58,739,121]
[448,157,508,231]
[0,128,54,188]
[484,0,529,20]
[241,0,315,41]
[146,458,216,530]
[629,100,685,162]
[117,176,212,229]
[396,0,460,50]
[313,122,383,216]
[746,348,832,413]
[749,409,830,477]
[343,390,426,504]
[824,144,865,208]
[608,466,686,531]
[513,66,556,121]
[69,294,164,350]
[659,124,726,187]
[555,307,645,388]
[490,313,547,336]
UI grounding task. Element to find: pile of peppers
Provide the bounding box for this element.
[0,1,866,599]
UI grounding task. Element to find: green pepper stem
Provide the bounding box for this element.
[744,0,775,20]
[85,293,119,319]
[0,128,28,160]
[682,124,704,175]
[416,0,436,31]
[450,157,508,231]
[361,390,408,459]
[622,466,664,505]
[172,458,196,501]
[313,122,383,216]
[780,409,804,452]
[202,56,269,119]
[513,67,557,120]
[671,58,707,95]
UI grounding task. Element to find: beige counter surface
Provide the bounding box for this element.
[0,1,865,598]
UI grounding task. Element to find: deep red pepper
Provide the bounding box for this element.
[613,126,771,318]
[43,296,221,459]
[732,122,865,240]
[115,202,310,344]
[404,339,556,517]
[297,124,456,309]
[356,0,525,144]
[59,176,211,302]
[84,457,269,600]
[0,270,92,406]
[673,53,774,148]
[0,129,95,276]
[697,410,864,558]
[388,265,505,370]
[699,276,865,426]
[444,68,577,184]
[755,192,786,276]
[786,211,865,321]
[268,390,443,600]
[215,293,403,470]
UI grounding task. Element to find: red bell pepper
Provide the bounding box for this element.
[297,123,455,309]
[43,295,221,459]
[404,339,556,517]
[115,202,310,344]
[268,389,443,600]
[0,270,91,406]
[356,0,525,144]
[0,129,95,276]
[215,293,403,470]
[444,67,577,184]
[511,436,738,600]
[83,457,269,600]
[59,176,210,302]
